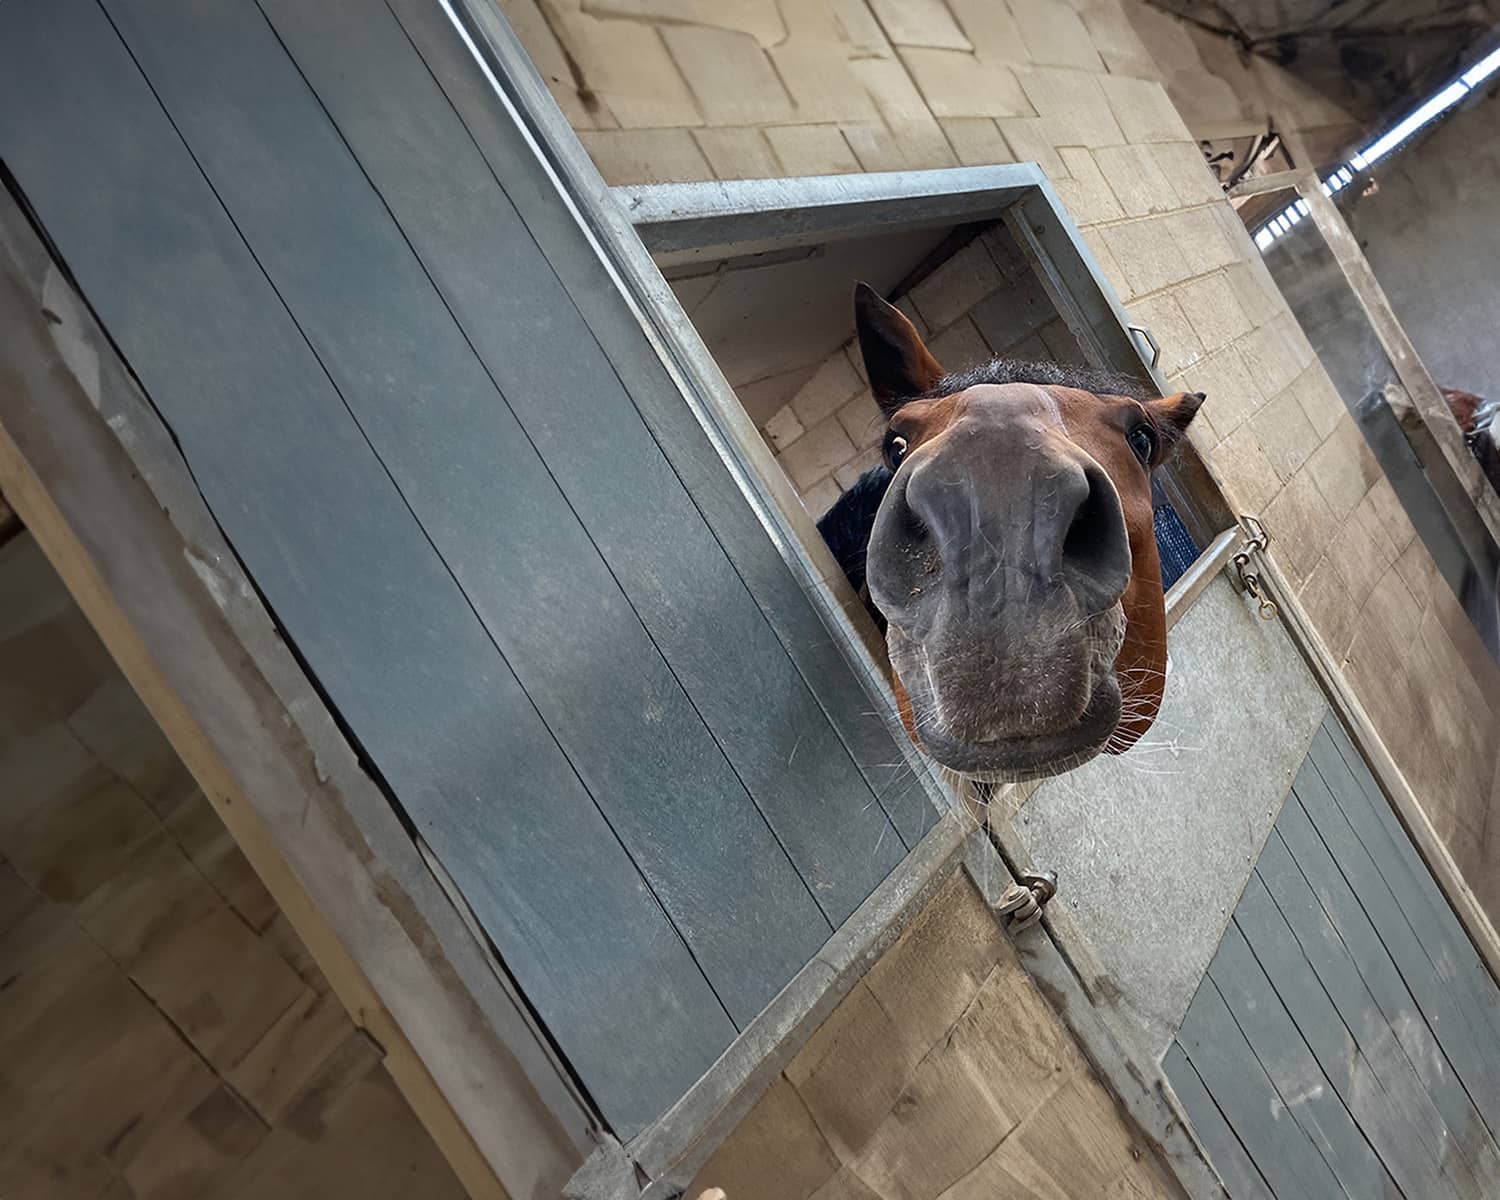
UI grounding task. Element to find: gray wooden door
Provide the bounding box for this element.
[0,0,936,1138]
[1167,714,1500,1198]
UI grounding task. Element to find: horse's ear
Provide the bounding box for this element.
[1146,391,1206,449]
[854,282,944,416]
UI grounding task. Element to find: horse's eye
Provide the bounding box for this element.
[887,434,909,469]
[1127,424,1157,466]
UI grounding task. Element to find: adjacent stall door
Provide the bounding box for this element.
[0,0,938,1139]
[1168,714,1500,1199]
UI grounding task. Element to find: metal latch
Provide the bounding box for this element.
[996,870,1057,931]
[1232,514,1278,621]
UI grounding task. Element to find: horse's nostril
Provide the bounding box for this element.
[1061,465,1132,606]
[865,469,944,622]
[1061,468,1109,569]
[896,494,932,551]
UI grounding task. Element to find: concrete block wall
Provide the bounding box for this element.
[687,870,1176,1200]
[505,0,1500,946]
[0,533,465,1200]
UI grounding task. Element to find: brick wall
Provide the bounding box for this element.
[506,0,1500,962]
[0,533,464,1200]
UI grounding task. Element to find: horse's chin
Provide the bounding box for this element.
[888,603,1126,783]
[913,673,1122,783]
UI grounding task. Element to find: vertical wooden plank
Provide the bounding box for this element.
[0,0,736,1136]
[1321,716,1485,945]
[386,0,941,848]
[1316,723,1448,914]
[1175,977,1346,1199]
[1313,722,1500,1052]
[1176,720,1500,1200]
[1163,1043,1277,1200]
[248,0,912,923]
[1250,839,1467,1197]
[1232,869,1448,1199]
[1295,745,1500,1132]
[1207,921,1398,1199]
[1276,793,1500,1193]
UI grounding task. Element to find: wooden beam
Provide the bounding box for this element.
[1191,118,1271,143]
[1227,168,1306,199]
[0,192,589,1198]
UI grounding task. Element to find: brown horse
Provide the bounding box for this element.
[819,284,1205,782]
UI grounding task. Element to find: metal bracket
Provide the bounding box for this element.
[1231,514,1278,620]
[1127,324,1160,370]
[995,869,1058,931]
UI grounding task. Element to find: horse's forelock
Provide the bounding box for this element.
[917,357,1157,405]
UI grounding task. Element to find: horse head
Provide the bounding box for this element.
[848,283,1205,781]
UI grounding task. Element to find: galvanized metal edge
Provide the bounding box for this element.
[1165,528,1241,631]
[632,811,974,1195]
[961,837,1229,1200]
[1296,177,1500,550]
[613,165,1041,252]
[1244,542,1500,989]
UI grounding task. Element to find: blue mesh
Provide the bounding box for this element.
[1153,500,1199,590]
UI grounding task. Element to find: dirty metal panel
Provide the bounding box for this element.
[1011,573,1327,1056]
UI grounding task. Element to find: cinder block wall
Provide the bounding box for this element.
[688,870,1177,1200]
[0,533,465,1200]
[503,0,1500,972]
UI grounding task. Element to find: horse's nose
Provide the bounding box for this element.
[867,426,1131,625]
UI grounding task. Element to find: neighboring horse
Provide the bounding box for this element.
[819,284,1205,782]
[1442,386,1500,497]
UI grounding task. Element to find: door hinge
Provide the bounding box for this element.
[996,870,1057,931]
[1232,514,1279,621]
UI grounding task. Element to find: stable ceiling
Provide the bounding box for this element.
[1148,0,1500,121]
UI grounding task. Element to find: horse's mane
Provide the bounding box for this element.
[816,462,891,605]
[920,357,1157,403]
[816,356,1153,623]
